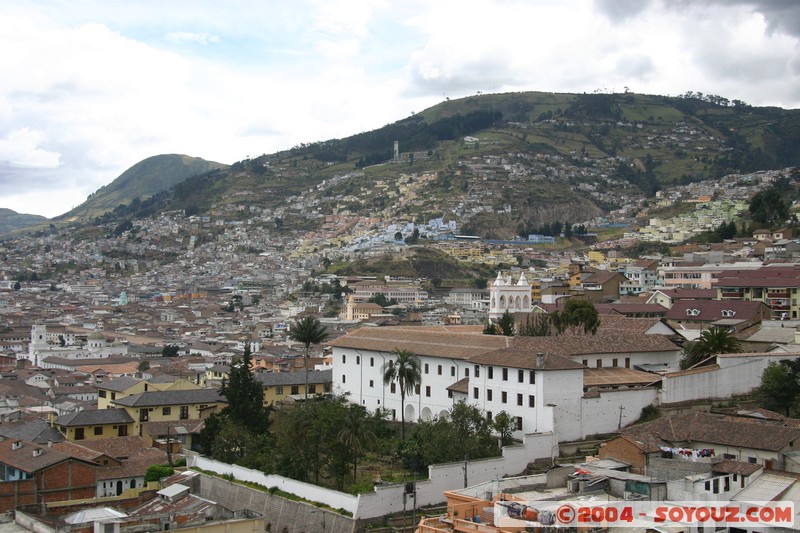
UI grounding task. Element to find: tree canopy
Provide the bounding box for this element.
[382,348,421,441]
[680,327,741,369]
[755,360,800,416]
[288,316,329,401]
[549,299,600,335]
[220,344,268,433]
[749,187,790,226]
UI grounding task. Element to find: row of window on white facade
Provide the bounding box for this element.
[341,355,536,383]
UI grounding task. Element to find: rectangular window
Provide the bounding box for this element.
[390,383,396,394]
[473,387,479,399]
[517,393,523,406]
[518,369,524,383]
[515,417,523,431]
[309,385,316,393]
[342,355,346,364]
[502,368,508,381]
[370,357,374,367]
[488,367,493,379]
[529,370,535,384]
[501,391,507,404]
[99,390,107,398]
[94,426,103,436]
[596,359,602,368]
[369,380,374,388]
[486,411,492,422]
[451,366,455,377]
[582,360,588,367]
[162,407,171,416]
[139,410,148,422]
[426,386,431,397]
[180,406,189,419]
[75,428,85,440]
[474,365,480,378]
[487,389,493,401]
[529,395,535,408]
[612,358,618,368]
[625,357,631,368]
[415,384,420,395]
[438,365,442,375]
[465,368,469,377]
[291,385,299,395]
[342,375,346,384]
[276,386,283,394]
[356,355,360,365]
[424,363,429,374]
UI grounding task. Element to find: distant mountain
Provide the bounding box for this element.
[58,91,800,240]
[0,208,48,235]
[57,154,229,221]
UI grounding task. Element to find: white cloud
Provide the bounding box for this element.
[0,0,798,218]
[165,31,220,45]
[0,129,61,168]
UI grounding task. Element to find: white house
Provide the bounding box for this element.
[329,324,675,442]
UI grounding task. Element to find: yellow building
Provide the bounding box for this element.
[97,376,203,409]
[256,369,332,406]
[110,388,227,436]
[55,408,134,441]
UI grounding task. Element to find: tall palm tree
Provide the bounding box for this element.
[681,327,742,369]
[288,316,329,401]
[382,348,421,441]
[338,404,377,483]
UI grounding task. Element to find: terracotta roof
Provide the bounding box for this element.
[712,459,763,476]
[0,440,90,473]
[468,347,585,371]
[446,377,469,394]
[619,412,800,452]
[328,326,513,360]
[665,299,767,321]
[583,367,661,387]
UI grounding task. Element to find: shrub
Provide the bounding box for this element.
[145,464,175,482]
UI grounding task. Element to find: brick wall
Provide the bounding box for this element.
[598,437,645,474]
[0,459,97,513]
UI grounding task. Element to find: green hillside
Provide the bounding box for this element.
[53,91,800,240]
[57,154,229,221]
[0,208,48,235]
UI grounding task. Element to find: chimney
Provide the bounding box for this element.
[536,353,544,368]
[47,440,53,448]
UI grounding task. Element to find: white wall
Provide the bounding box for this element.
[579,388,659,439]
[660,353,800,404]
[191,432,556,520]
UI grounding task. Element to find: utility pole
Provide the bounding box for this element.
[618,405,625,429]
[463,453,468,488]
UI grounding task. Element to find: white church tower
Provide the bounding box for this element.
[26,324,49,364]
[488,271,532,320]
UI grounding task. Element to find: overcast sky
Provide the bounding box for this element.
[2,0,799,218]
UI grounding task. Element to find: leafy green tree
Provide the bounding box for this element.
[519,313,551,336]
[749,187,789,226]
[680,327,741,369]
[161,344,180,357]
[137,360,150,373]
[493,411,515,447]
[484,310,516,336]
[288,316,329,401]
[754,360,800,416]
[549,299,600,335]
[220,344,268,432]
[338,404,377,482]
[382,348,422,441]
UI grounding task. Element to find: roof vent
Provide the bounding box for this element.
[11,441,22,451]
[536,353,544,368]
[32,449,43,458]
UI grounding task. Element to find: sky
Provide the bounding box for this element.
[1,0,799,218]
